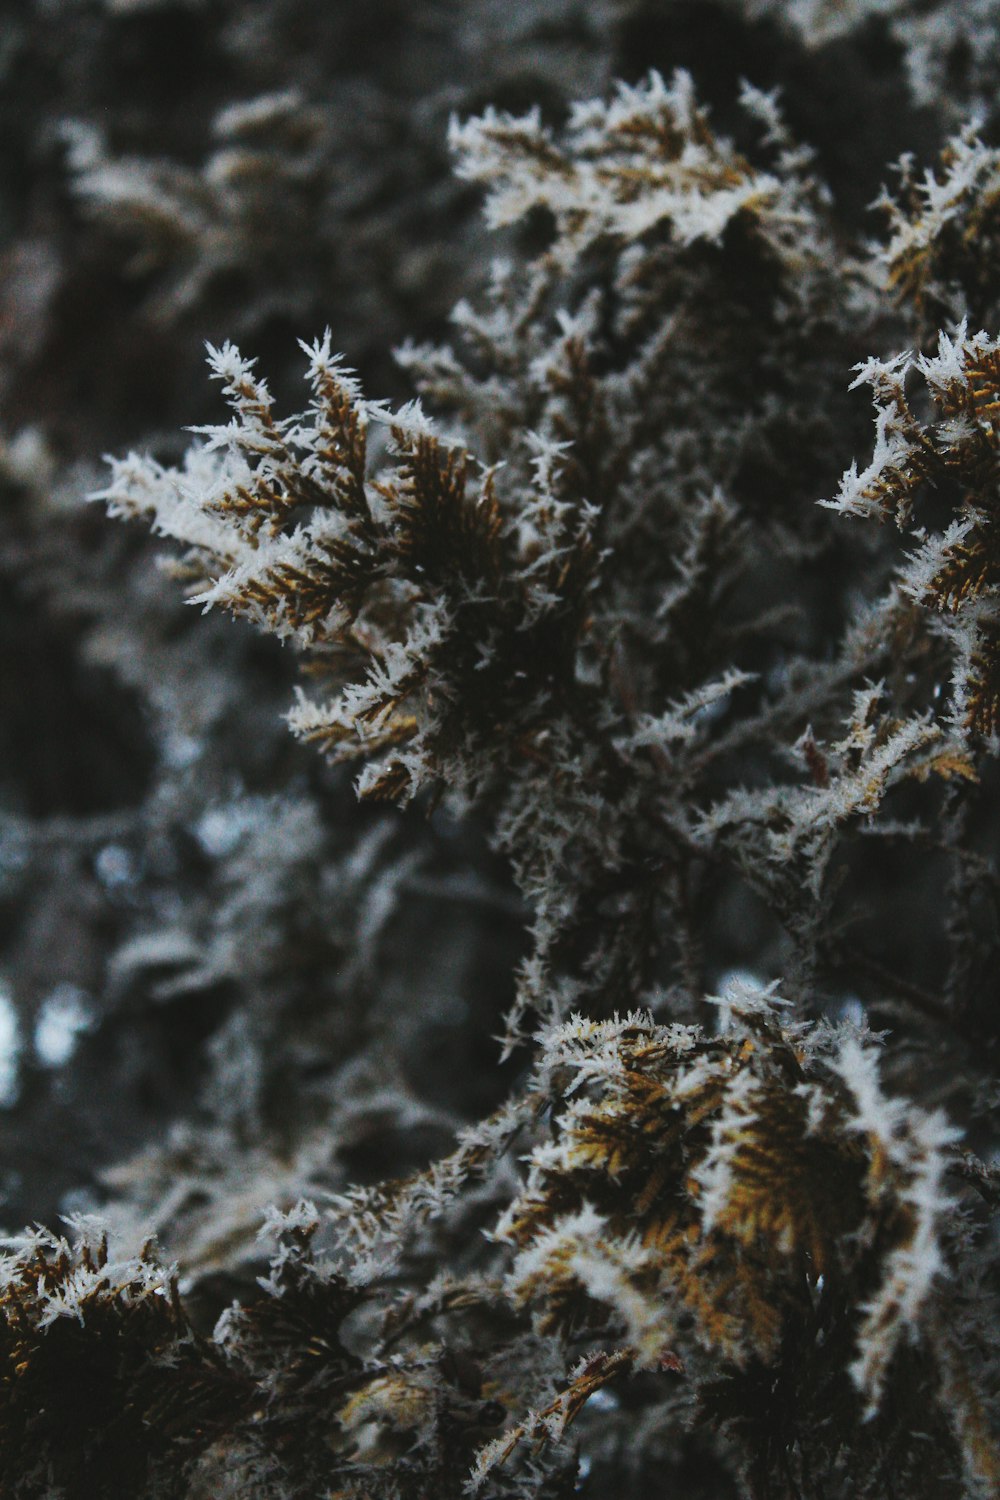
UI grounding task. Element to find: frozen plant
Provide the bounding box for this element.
[3,61,1000,1500]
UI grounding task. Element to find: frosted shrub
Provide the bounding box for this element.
[2,63,998,1500]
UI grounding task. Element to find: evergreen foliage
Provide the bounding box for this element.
[1,8,999,1498]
